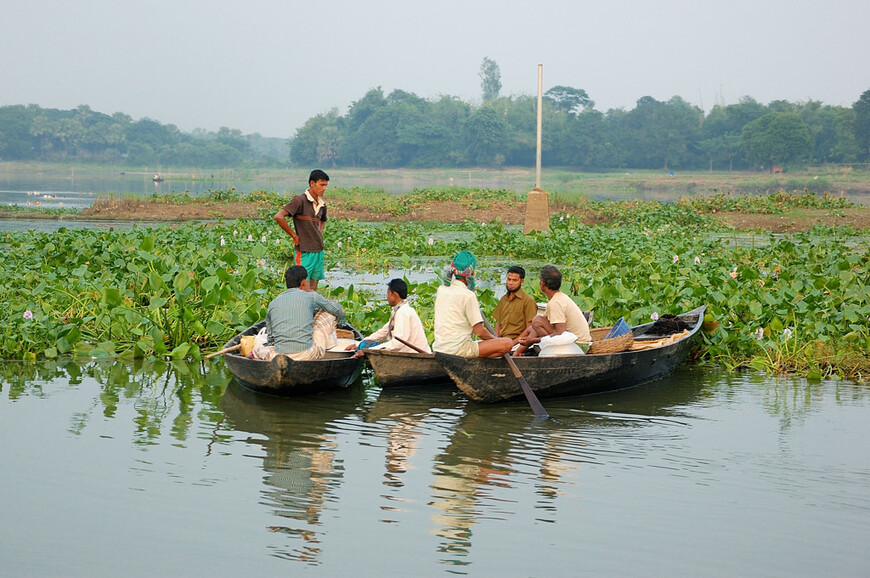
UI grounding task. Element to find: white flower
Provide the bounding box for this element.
[428,238,434,246]
[559,215,564,221]
[783,327,793,340]
[754,327,764,340]
[694,256,701,265]
[673,255,679,263]
[23,310,33,320]
[220,236,226,246]
[275,239,280,245]
[247,234,253,241]
[569,229,575,234]
[233,230,238,236]
[261,236,267,242]
[337,241,343,249]
[651,312,659,321]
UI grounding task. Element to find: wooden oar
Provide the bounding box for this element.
[204,344,241,359]
[479,312,548,418]
[393,335,430,355]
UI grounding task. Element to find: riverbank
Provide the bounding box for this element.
[3,187,870,233]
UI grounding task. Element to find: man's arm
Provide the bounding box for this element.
[274,207,300,246]
[367,321,391,344]
[314,294,346,324]
[471,322,496,341]
[523,296,538,327]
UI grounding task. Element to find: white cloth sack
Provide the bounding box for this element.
[538,332,585,357]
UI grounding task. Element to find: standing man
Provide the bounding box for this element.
[492,265,537,340]
[274,169,330,291]
[432,251,514,358]
[347,278,431,357]
[514,264,592,356]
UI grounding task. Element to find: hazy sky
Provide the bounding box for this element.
[3,0,868,138]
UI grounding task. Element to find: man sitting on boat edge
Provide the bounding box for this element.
[257,265,346,361]
[347,278,431,358]
[513,264,591,357]
[432,251,514,358]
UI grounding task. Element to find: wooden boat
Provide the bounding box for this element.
[221,321,364,396]
[364,349,453,388]
[434,305,706,403]
[365,311,592,388]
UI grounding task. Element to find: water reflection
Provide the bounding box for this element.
[0,357,230,441]
[220,382,366,564]
[2,360,869,575]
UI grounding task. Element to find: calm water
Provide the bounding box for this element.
[1,360,868,577]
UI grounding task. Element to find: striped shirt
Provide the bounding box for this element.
[266,288,345,354]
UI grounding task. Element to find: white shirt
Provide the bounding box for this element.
[368,300,431,353]
[433,279,483,355]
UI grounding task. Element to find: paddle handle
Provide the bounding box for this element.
[204,343,241,359]
[479,311,548,418]
[393,335,430,355]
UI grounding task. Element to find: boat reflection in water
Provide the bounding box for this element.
[221,369,707,569]
[220,381,364,563]
[366,373,707,568]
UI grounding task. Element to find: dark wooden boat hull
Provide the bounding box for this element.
[434,305,706,403]
[364,349,453,388]
[221,321,364,396]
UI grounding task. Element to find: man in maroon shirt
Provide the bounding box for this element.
[274,169,329,290]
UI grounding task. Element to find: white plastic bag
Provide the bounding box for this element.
[538,332,585,357]
[251,327,271,359]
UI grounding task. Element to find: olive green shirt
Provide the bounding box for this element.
[492,288,537,339]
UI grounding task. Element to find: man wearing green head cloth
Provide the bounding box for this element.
[433,251,515,358]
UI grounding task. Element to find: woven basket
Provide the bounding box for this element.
[336,328,355,340]
[587,326,634,354]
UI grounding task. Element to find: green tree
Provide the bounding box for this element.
[854,89,870,159]
[464,105,507,166]
[479,57,501,103]
[614,96,702,169]
[740,112,814,169]
[544,86,594,115]
[291,109,340,166]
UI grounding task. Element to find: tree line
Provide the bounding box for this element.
[292,86,870,171]
[3,86,870,171]
[0,104,286,167]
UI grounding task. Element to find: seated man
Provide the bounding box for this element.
[347,278,431,357]
[514,264,591,356]
[260,265,346,361]
[432,251,514,358]
[492,265,538,340]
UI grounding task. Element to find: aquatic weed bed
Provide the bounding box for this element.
[1,199,867,382]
